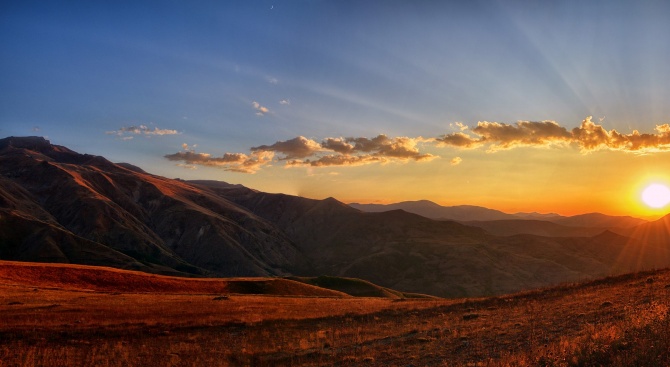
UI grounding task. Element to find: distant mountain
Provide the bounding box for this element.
[351,201,649,233]
[3,136,670,298]
[461,219,608,237]
[513,212,563,220]
[620,213,670,243]
[196,181,670,297]
[349,200,516,221]
[551,213,646,228]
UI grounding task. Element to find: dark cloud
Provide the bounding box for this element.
[321,138,354,154]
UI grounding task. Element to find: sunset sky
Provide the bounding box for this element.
[2,1,670,217]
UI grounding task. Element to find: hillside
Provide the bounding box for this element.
[2,261,670,366]
[0,260,347,297]
[3,136,670,298]
[0,136,308,278]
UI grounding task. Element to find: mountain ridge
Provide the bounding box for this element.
[3,136,670,298]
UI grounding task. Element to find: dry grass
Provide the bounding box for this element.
[1,261,670,366]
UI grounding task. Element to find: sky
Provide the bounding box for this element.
[2,0,670,218]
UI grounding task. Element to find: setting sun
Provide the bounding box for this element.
[641,183,670,208]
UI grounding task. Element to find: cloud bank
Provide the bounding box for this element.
[164,149,274,173]
[165,117,670,173]
[436,117,670,153]
[166,134,436,173]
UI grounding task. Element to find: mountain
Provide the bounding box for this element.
[551,212,647,228]
[352,201,649,234]
[348,200,516,221]
[461,219,609,237]
[513,211,563,220]
[0,136,307,277]
[194,181,670,297]
[3,136,670,298]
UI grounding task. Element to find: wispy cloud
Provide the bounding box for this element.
[266,76,278,84]
[252,101,270,116]
[279,99,291,105]
[450,157,462,165]
[106,125,180,138]
[436,117,670,154]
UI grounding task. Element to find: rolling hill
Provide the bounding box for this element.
[2,260,670,366]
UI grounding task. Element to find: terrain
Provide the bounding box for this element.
[1,260,669,366]
[3,136,670,298]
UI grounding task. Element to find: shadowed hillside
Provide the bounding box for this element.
[0,136,308,277]
[195,181,670,297]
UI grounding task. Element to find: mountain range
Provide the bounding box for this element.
[2,136,670,298]
[350,200,647,228]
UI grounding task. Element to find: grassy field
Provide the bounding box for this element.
[1,261,670,366]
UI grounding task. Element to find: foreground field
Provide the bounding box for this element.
[1,261,670,366]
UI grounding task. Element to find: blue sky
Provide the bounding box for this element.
[3,1,670,215]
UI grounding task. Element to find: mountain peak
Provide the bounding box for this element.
[0,136,52,151]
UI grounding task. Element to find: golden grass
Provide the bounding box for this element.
[1,261,670,366]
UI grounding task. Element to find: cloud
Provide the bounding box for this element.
[280,134,436,168]
[251,136,322,159]
[342,134,436,161]
[572,117,670,153]
[163,117,670,174]
[279,99,291,105]
[436,117,670,154]
[266,76,278,84]
[449,122,468,131]
[252,101,270,116]
[164,149,273,174]
[176,163,197,170]
[286,154,388,167]
[31,126,40,132]
[167,134,436,173]
[436,120,571,151]
[321,137,354,154]
[106,125,179,138]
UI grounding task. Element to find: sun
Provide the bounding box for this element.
[641,183,670,208]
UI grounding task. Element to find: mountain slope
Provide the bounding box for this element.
[461,219,608,237]
[0,136,307,277]
[349,200,516,221]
